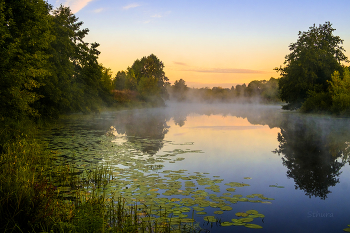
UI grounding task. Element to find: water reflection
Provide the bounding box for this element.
[109,103,350,199]
[273,115,349,199]
[112,108,170,155]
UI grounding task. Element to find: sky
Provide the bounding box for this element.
[47,0,350,88]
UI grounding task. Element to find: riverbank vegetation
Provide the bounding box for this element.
[0,0,193,232]
[276,22,350,115]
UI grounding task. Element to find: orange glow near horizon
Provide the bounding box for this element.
[98,52,281,89]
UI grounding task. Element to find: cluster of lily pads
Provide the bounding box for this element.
[344,225,350,232]
[219,209,264,228]
[42,122,275,230]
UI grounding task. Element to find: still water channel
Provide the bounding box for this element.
[45,103,350,232]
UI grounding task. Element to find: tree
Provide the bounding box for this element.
[114,71,126,90]
[33,5,87,117]
[261,78,280,102]
[328,68,350,114]
[172,79,188,101]
[246,80,266,97]
[47,6,114,114]
[276,22,348,110]
[0,0,54,119]
[125,68,137,91]
[130,54,169,101]
[235,84,246,97]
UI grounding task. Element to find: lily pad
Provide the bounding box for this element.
[245,224,263,229]
[214,210,224,214]
[220,206,233,211]
[235,212,249,217]
[240,218,254,223]
[203,216,216,222]
[233,222,246,226]
[226,188,236,192]
[221,222,234,226]
[246,210,259,215]
[192,207,205,211]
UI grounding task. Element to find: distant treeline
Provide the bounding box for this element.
[166,77,280,103]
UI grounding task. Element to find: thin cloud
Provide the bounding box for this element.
[182,68,267,74]
[63,0,94,14]
[151,14,162,18]
[173,61,188,66]
[93,8,104,13]
[123,3,141,10]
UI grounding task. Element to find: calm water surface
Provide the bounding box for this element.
[48,103,350,232]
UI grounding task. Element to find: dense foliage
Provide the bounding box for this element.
[0,1,115,120]
[114,54,170,106]
[276,22,349,112]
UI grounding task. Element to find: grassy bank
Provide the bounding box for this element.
[0,118,201,233]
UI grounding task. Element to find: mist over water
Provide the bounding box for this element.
[48,103,350,232]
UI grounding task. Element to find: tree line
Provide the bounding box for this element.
[2,0,349,124]
[167,77,280,103]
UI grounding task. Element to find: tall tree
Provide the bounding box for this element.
[130,54,169,101]
[33,5,88,117]
[172,79,188,101]
[0,0,54,119]
[114,71,127,90]
[276,22,348,110]
[46,6,113,114]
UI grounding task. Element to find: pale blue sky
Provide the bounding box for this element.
[47,0,350,87]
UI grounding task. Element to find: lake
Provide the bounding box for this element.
[45,102,350,232]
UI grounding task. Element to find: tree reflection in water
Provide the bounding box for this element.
[273,115,349,199]
[112,108,170,155]
[110,103,350,199]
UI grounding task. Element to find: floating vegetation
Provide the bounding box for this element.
[213,211,224,215]
[225,182,250,187]
[221,222,234,226]
[245,224,263,229]
[269,184,285,188]
[220,206,233,211]
[40,119,274,231]
[221,210,265,229]
[235,212,249,217]
[226,188,236,192]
